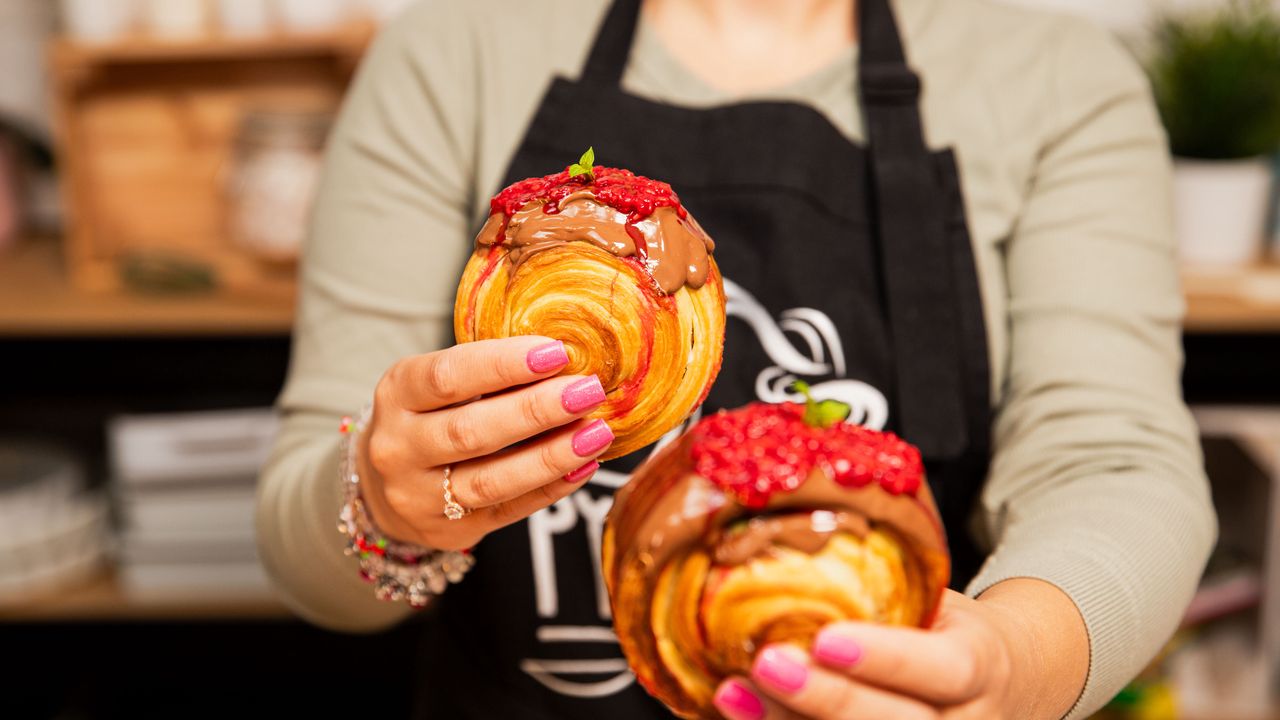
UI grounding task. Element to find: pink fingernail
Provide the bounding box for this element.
[527,341,568,373]
[571,419,613,457]
[752,647,808,694]
[813,630,863,668]
[713,679,765,720]
[565,460,599,484]
[561,375,606,414]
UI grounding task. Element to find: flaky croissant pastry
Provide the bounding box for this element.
[454,164,726,460]
[603,397,949,719]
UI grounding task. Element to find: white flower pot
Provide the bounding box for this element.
[1173,157,1273,267]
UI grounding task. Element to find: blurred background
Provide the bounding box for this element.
[0,0,1278,718]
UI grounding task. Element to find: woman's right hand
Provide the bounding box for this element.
[356,336,614,551]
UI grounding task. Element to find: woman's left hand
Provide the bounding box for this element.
[712,579,1089,720]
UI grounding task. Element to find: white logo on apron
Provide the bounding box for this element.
[521,277,889,698]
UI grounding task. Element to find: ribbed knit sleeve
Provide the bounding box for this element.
[965,20,1216,718]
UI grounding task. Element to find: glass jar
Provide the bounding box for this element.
[226,107,331,263]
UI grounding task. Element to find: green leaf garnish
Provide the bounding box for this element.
[813,399,852,427]
[791,380,852,429]
[568,146,596,182]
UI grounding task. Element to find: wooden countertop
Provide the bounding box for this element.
[1183,262,1280,333]
[0,568,292,622]
[0,236,295,337]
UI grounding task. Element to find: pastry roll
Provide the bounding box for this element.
[603,396,949,719]
[454,165,726,460]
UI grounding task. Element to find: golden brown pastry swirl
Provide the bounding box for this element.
[603,403,949,718]
[453,167,726,460]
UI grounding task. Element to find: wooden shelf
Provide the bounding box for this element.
[1183,262,1280,333]
[5,234,1280,337]
[51,22,374,67]
[0,568,292,622]
[0,235,295,336]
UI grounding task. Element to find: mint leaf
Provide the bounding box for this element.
[814,399,851,428]
[791,380,850,428]
[568,146,596,182]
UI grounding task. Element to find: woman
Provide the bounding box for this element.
[257,0,1216,718]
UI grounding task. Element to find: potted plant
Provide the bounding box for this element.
[1149,0,1280,266]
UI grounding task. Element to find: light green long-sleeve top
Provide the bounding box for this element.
[256,0,1217,716]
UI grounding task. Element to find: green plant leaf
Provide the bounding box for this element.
[568,146,596,182]
[813,399,852,428]
[1148,0,1280,158]
[790,380,851,428]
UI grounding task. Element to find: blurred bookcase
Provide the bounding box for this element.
[0,22,380,628]
[47,20,372,300]
[0,21,376,337]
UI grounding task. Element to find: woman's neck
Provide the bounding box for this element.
[643,0,857,95]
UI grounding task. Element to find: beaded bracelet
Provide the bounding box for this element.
[337,407,474,608]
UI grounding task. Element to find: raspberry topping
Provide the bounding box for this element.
[689,403,923,509]
[491,166,687,223]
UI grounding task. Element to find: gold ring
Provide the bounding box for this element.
[441,465,470,520]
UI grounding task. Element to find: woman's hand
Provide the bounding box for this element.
[713,579,1089,720]
[357,336,613,551]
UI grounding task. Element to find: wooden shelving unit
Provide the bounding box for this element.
[48,23,372,294]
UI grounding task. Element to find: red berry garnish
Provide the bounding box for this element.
[491,166,687,223]
[688,403,923,507]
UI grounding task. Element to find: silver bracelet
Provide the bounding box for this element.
[337,406,474,608]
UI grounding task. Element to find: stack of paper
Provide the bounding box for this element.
[109,408,278,599]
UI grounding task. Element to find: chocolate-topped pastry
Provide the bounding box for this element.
[603,385,949,719]
[454,151,726,460]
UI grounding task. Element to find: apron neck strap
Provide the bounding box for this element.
[581,0,643,85]
[858,0,923,108]
[858,0,971,458]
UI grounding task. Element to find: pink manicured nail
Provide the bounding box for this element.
[565,460,599,484]
[813,630,864,668]
[527,340,569,373]
[571,419,614,457]
[561,375,606,413]
[752,647,808,694]
[713,679,765,720]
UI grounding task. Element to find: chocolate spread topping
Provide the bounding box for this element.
[608,435,946,589]
[712,511,871,566]
[477,190,714,295]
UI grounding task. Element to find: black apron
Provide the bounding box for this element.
[422,0,992,716]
